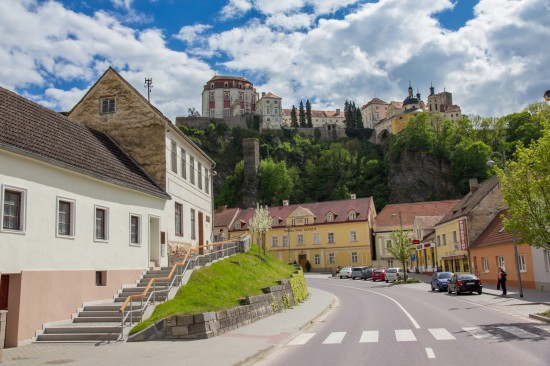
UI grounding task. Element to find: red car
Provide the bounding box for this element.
[371,269,386,282]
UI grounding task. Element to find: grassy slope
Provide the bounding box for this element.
[130,245,297,335]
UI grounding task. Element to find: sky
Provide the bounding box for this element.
[1,0,549,122]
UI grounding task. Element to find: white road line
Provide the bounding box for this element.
[395,329,417,342]
[287,333,316,346]
[425,348,436,359]
[498,326,538,339]
[323,332,346,344]
[428,328,456,340]
[359,331,379,343]
[463,327,498,340]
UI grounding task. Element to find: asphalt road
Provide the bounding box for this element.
[254,276,550,366]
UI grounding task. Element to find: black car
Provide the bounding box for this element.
[447,273,482,295]
[361,267,375,280]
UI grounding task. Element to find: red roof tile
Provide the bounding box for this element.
[374,200,460,232]
[470,210,517,249]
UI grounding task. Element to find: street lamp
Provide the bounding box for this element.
[486,151,524,298]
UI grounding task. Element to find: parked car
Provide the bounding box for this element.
[385,267,404,282]
[447,273,482,295]
[431,272,453,292]
[371,268,386,282]
[339,266,352,278]
[361,267,375,280]
[351,266,368,279]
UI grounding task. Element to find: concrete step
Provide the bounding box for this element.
[83,305,122,312]
[78,311,120,318]
[115,295,166,303]
[43,326,121,334]
[73,316,126,323]
[36,333,119,342]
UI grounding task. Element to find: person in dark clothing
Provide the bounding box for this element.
[498,266,507,295]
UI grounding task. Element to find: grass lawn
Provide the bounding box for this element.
[130,245,299,335]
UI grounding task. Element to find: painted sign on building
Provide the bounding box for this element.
[459,219,468,250]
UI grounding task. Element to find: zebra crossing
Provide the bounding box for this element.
[286,324,550,346]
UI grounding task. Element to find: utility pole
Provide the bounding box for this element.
[144,78,153,102]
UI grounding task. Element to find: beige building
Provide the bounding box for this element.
[360,98,389,129]
[258,92,283,129]
[281,108,345,130]
[427,84,462,122]
[201,75,258,118]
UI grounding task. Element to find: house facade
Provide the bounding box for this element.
[0,87,169,346]
[201,75,258,118]
[360,98,389,129]
[68,67,216,261]
[258,92,283,129]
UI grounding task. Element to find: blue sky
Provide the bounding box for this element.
[1,0,549,121]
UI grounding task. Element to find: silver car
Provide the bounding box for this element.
[385,267,404,282]
[339,266,352,278]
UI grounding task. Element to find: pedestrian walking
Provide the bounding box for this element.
[498,266,507,295]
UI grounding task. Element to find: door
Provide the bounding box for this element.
[149,216,160,267]
[0,275,9,310]
[298,254,307,272]
[198,211,204,255]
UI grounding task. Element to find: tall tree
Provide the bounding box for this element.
[386,228,415,281]
[499,124,550,250]
[248,203,272,255]
[258,158,293,206]
[290,105,298,128]
[299,100,306,127]
[306,99,312,127]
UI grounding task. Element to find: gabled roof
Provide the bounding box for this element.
[361,98,389,109]
[214,206,240,228]
[414,215,444,229]
[207,75,251,83]
[437,177,500,226]
[262,92,281,99]
[374,200,460,232]
[469,210,517,249]
[0,87,169,199]
[230,197,374,231]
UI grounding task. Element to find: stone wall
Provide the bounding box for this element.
[127,279,294,342]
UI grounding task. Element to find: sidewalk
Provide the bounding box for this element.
[410,273,550,321]
[0,285,336,366]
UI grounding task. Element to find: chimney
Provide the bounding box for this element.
[336,108,340,114]
[469,178,479,193]
[262,92,266,97]
[350,194,356,200]
[283,200,289,206]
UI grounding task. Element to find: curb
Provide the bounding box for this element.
[528,313,550,323]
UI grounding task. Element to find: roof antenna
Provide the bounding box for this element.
[144,77,153,102]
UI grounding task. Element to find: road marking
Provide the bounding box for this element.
[428,328,456,340]
[288,333,315,345]
[395,329,417,342]
[359,331,379,343]
[498,326,538,339]
[425,348,436,359]
[533,325,550,333]
[323,332,346,344]
[463,327,498,340]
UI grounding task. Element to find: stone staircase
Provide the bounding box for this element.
[35,267,173,343]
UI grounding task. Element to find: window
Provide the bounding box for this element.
[351,252,358,263]
[205,169,210,194]
[314,254,320,265]
[304,217,309,224]
[272,217,278,226]
[130,214,140,245]
[349,231,357,242]
[190,209,196,240]
[209,109,215,118]
[171,140,177,173]
[224,93,229,101]
[483,257,489,272]
[518,254,526,272]
[272,236,278,247]
[313,233,320,245]
[100,97,116,114]
[387,259,394,267]
[454,259,461,272]
[198,162,203,189]
[326,213,334,222]
[180,148,186,179]
[348,211,356,220]
[328,253,335,265]
[190,156,195,184]
[2,187,26,232]
[291,218,296,225]
[175,203,183,236]
[224,82,228,88]
[95,206,109,241]
[497,256,505,269]
[235,221,241,230]
[57,198,75,237]
[209,93,214,101]
[224,108,230,118]
[437,235,441,247]
[282,235,288,247]
[443,234,447,247]
[453,231,457,245]
[328,232,334,244]
[297,234,304,246]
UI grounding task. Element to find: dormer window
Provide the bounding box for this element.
[326,213,334,222]
[291,218,296,225]
[100,97,116,114]
[272,217,278,226]
[304,217,309,224]
[349,212,356,220]
[235,221,241,230]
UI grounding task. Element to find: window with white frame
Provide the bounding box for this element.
[2,186,26,232]
[272,236,278,247]
[282,235,288,247]
[190,209,196,240]
[190,156,195,184]
[326,213,334,222]
[349,211,356,220]
[100,97,116,114]
[313,233,320,245]
[351,252,358,263]
[235,221,241,230]
[94,206,109,241]
[304,217,309,224]
[175,203,183,236]
[224,108,230,118]
[171,140,177,173]
[349,230,357,242]
[328,232,335,244]
[437,235,441,247]
[483,257,489,272]
[314,254,320,265]
[205,168,210,194]
[388,259,394,267]
[497,256,505,269]
[272,217,278,226]
[198,162,203,189]
[518,253,526,272]
[180,148,186,179]
[209,109,215,118]
[328,253,335,265]
[130,214,141,245]
[291,218,296,225]
[57,197,75,237]
[297,234,304,246]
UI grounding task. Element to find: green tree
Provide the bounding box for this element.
[499,125,550,250]
[258,158,293,206]
[306,99,313,127]
[215,161,244,207]
[386,228,415,281]
[299,100,306,127]
[291,105,298,128]
[450,139,492,193]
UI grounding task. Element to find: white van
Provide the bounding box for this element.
[385,267,404,282]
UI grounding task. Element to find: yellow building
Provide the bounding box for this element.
[216,196,376,272]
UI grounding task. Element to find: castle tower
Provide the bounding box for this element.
[242,138,259,208]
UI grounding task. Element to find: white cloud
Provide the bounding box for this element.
[266,12,314,31]
[220,0,253,20]
[111,0,133,10]
[174,24,213,43]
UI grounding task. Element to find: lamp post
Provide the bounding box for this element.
[486,150,524,298]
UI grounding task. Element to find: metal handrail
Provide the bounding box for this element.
[118,236,245,340]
